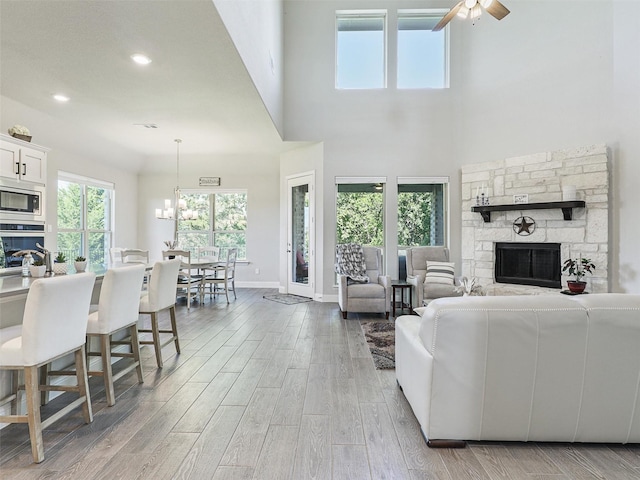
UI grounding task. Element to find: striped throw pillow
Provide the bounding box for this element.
[425,261,455,285]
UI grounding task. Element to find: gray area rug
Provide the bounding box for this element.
[263,294,313,305]
[360,321,395,369]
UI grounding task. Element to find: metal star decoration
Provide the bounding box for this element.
[513,216,536,236]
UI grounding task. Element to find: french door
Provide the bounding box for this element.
[287,173,314,298]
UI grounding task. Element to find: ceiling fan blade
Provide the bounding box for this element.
[485,0,510,21]
[432,1,465,32]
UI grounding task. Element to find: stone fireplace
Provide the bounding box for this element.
[461,145,609,293]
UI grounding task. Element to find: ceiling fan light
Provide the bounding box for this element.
[457,6,470,19]
[471,4,482,19]
[479,0,493,8]
[464,0,477,8]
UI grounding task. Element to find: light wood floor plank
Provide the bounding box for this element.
[271,368,308,426]
[252,425,298,479]
[256,348,293,388]
[302,363,332,415]
[220,340,260,373]
[220,358,268,406]
[292,415,331,480]
[360,402,411,479]
[331,375,364,445]
[220,387,279,467]
[212,466,254,480]
[189,345,237,383]
[332,444,372,480]
[172,405,245,480]
[173,372,239,433]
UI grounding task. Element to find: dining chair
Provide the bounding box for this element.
[201,247,237,303]
[85,264,146,406]
[138,259,181,368]
[162,249,202,311]
[120,249,149,265]
[198,246,220,263]
[0,273,96,463]
[109,247,125,264]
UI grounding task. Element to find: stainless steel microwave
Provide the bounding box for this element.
[0,183,45,222]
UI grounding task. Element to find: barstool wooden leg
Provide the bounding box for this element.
[39,364,49,406]
[169,306,180,354]
[130,325,144,384]
[74,346,93,424]
[151,313,163,368]
[24,366,44,463]
[100,334,115,407]
[10,370,19,415]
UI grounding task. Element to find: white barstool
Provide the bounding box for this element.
[86,264,146,406]
[138,259,181,368]
[0,273,96,463]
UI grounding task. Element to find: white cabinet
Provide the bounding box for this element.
[0,133,48,185]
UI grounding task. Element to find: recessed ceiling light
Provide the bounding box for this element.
[131,54,152,65]
[53,94,70,102]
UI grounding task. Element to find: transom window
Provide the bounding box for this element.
[336,11,387,89]
[397,10,448,89]
[177,191,247,260]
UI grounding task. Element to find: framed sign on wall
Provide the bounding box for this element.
[199,177,221,187]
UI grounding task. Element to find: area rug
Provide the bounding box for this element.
[360,321,395,369]
[263,294,313,305]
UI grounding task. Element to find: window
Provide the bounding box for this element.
[177,191,247,260]
[336,180,385,247]
[336,11,386,89]
[57,173,114,265]
[397,11,448,89]
[397,178,449,247]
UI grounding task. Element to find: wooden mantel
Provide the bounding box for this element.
[471,200,586,223]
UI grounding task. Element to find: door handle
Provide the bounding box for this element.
[15,161,20,175]
[22,163,27,176]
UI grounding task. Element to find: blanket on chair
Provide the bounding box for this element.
[335,243,369,283]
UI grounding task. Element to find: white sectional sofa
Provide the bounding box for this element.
[395,293,640,446]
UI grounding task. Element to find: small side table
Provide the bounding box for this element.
[391,280,413,317]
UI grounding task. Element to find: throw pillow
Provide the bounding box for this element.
[425,260,455,285]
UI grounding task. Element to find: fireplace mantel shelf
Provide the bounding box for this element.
[471,200,586,223]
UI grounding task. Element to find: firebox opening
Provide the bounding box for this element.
[495,242,561,289]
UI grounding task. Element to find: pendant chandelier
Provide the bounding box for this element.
[155,139,198,221]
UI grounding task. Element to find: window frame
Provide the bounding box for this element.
[177,189,248,260]
[335,9,388,90]
[397,9,450,89]
[57,172,114,264]
[396,176,450,249]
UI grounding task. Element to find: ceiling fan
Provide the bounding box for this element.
[432,0,510,32]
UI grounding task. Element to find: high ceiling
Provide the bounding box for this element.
[0,0,287,167]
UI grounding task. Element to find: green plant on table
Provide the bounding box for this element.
[55,252,67,263]
[75,255,86,262]
[32,258,45,267]
[562,257,595,282]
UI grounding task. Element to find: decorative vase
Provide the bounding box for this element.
[567,280,586,294]
[74,261,87,273]
[53,262,68,275]
[29,265,46,277]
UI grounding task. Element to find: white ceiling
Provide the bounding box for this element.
[0,0,289,168]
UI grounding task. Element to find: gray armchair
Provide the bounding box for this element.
[337,246,391,319]
[406,246,462,307]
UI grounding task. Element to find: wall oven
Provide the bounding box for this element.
[0,182,45,223]
[0,223,45,269]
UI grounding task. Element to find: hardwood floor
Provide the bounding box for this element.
[1,288,639,479]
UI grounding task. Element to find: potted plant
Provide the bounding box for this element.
[53,252,68,275]
[29,258,46,277]
[562,257,596,294]
[74,255,87,273]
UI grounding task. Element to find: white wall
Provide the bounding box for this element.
[214,0,285,137]
[1,96,141,251]
[137,152,281,287]
[283,0,640,295]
